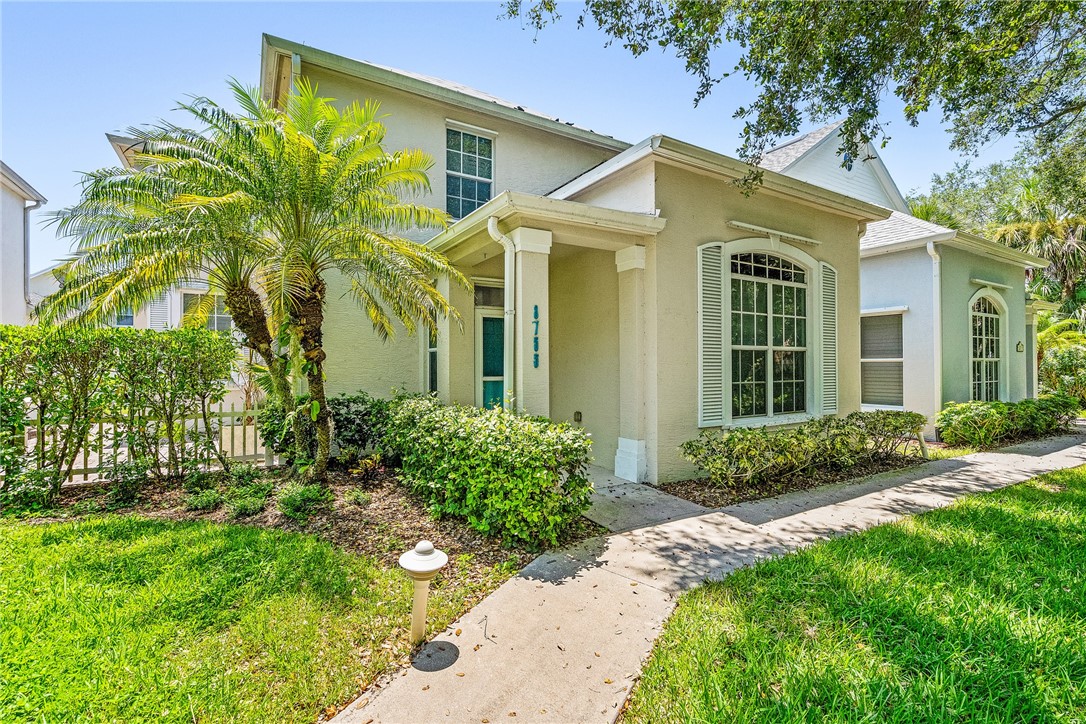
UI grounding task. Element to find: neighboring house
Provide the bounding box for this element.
[1,161,47,325]
[761,122,1048,430]
[260,36,890,483]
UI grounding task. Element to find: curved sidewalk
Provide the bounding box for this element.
[336,432,1086,724]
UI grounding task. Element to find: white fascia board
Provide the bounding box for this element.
[950,232,1047,268]
[865,144,910,213]
[0,161,46,204]
[548,137,656,200]
[427,191,666,253]
[552,135,892,223]
[861,305,909,316]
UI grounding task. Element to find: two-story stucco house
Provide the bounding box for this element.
[760,122,1049,429]
[1,162,47,325]
[259,36,891,483]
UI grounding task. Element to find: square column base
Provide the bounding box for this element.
[614,437,647,482]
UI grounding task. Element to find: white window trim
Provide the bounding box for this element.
[446,124,495,220]
[698,237,827,428]
[968,287,1009,402]
[860,312,905,408]
[180,289,233,332]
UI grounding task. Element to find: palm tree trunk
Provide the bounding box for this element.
[224,286,292,405]
[294,278,331,483]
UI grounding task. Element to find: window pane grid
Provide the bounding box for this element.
[728,253,807,419]
[447,128,493,219]
[970,297,1000,402]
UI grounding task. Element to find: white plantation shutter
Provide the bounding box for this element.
[698,245,724,426]
[148,292,170,330]
[820,263,838,414]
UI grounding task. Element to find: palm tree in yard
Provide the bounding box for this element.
[994,177,1086,317]
[40,80,466,482]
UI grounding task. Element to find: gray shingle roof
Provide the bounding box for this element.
[861,210,956,251]
[759,120,844,172]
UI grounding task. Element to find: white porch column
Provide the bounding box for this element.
[614,245,647,482]
[511,228,551,416]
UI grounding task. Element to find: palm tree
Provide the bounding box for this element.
[994,177,1086,313]
[40,188,296,416]
[41,80,466,481]
[908,199,964,230]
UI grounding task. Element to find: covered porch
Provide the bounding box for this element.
[429,191,666,481]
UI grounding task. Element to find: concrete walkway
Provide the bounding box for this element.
[336,432,1086,724]
[582,465,710,532]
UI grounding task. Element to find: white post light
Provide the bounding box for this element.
[398,540,448,644]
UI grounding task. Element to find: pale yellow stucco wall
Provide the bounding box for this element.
[298,62,623,400]
[548,246,621,465]
[647,162,865,482]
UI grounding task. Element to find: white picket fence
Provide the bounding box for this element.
[20,402,270,485]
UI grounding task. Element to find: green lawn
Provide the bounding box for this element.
[626,467,1086,723]
[0,516,511,722]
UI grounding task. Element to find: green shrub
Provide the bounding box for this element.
[849,410,928,457]
[277,483,333,523]
[681,410,928,490]
[328,392,391,453]
[0,468,57,514]
[1040,346,1086,403]
[106,458,153,506]
[225,481,274,519]
[186,488,224,511]
[382,397,593,547]
[936,395,1078,447]
[257,396,316,464]
[350,453,383,483]
[226,462,262,487]
[344,488,372,507]
[0,324,235,505]
[183,470,218,493]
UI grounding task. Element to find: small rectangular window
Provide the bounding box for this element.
[447,127,493,219]
[860,314,903,406]
[114,307,134,327]
[182,292,233,332]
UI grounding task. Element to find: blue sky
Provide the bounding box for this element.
[3,1,1021,271]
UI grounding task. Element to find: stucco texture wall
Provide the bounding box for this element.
[648,162,865,483]
[1,184,28,325]
[549,245,621,466]
[298,62,622,400]
[859,247,937,418]
[938,245,1028,406]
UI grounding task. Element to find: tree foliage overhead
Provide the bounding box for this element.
[505,0,1086,178]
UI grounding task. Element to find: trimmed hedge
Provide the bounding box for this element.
[681,410,927,490]
[936,394,1079,448]
[257,391,391,465]
[382,397,593,547]
[0,325,235,509]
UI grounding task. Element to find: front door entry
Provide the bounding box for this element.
[476,309,504,408]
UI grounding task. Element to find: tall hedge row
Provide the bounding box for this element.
[0,325,236,507]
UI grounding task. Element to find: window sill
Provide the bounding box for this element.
[709,412,819,430]
[861,404,905,411]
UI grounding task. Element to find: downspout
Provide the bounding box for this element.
[926,241,942,417]
[487,217,516,406]
[23,197,44,316]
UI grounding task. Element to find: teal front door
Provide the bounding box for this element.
[477,311,504,408]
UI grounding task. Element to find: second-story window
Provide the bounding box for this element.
[446,127,492,219]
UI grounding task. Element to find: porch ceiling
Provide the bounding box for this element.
[428,191,666,265]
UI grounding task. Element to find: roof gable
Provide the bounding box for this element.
[760,123,909,213]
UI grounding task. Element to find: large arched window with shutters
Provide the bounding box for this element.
[698,239,837,427]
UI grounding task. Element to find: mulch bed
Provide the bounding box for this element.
[34,467,604,574]
[655,453,926,509]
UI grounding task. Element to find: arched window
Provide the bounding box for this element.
[971,295,1002,401]
[698,240,836,427]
